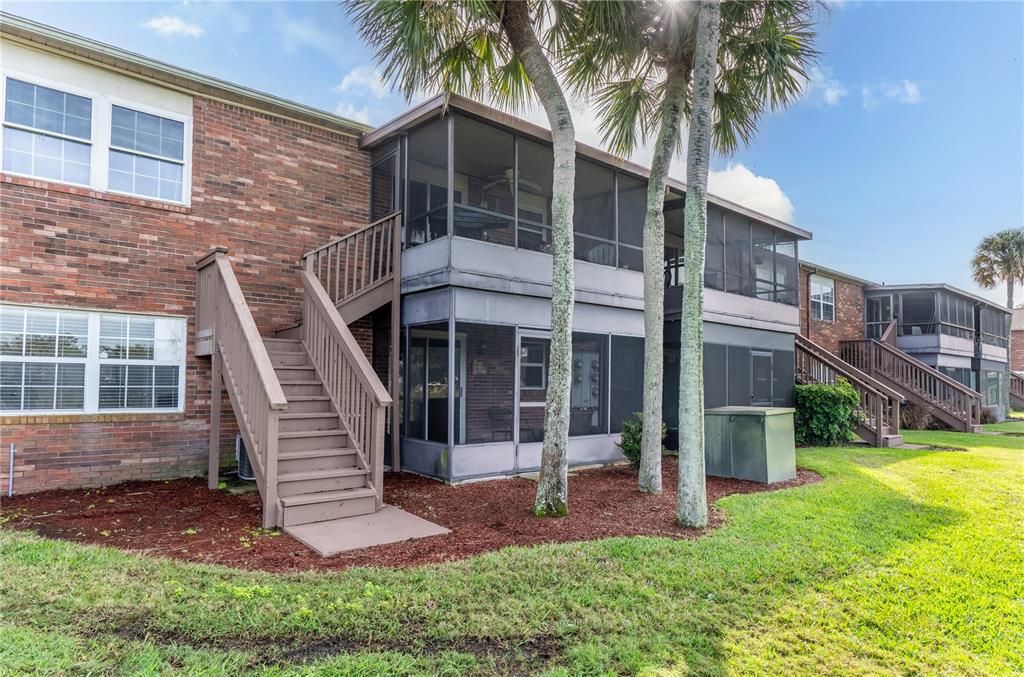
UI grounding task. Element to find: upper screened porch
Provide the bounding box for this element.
[864,284,1010,367]
[362,96,810,331]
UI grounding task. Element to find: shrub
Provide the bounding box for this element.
[901,402,935,430]
[980,408,999,424]
[794,379,861,446]
[617,413,667,468]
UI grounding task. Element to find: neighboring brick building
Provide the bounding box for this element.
[1012,308,1024,373]
[798,262,873,353]
[0,22,373,493]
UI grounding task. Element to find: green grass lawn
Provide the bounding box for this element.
[2,430,1022,675]
[983,418,1024,434]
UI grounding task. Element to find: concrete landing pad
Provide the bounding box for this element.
[285,505,450,557]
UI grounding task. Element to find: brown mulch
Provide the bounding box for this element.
[1,457,819,573]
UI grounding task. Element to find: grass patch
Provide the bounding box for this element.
[982,419,1024,434]
[2,431,1021,674]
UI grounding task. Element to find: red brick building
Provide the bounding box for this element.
[798,262,873,353]
[1012,308,1024,373]
[0,19,373,493]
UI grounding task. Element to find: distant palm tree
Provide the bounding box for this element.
[972,228,1024,310]
[971,227,1024,419]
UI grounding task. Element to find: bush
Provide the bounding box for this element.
[617,413,667,468]
[901,402,935,430]
[794,379,861,446]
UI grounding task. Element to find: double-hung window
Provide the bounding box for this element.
[1,74,191,204]
[0,305,185,414]
[809,275,835,322]
[108,105,185,202]
[2,78,92,185]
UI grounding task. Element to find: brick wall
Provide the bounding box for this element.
[1012,330,1024,372]
[798,267,865,354]
[1,97,371,495]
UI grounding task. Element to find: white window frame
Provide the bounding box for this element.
[0,304,186,415]
[810,274,835,322]
[0,69,193,206]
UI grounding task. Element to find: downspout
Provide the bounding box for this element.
[7,443,13,497]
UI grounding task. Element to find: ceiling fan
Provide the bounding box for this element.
[482,168,543,193]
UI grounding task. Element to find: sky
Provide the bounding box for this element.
[4,0,1022,304]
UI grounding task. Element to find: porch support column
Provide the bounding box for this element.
[390,214,402,471]
[208,347,222,489]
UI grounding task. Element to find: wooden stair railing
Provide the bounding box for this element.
[1010,372,1024,409]
[839,337,981,432]
[795,335,903,447]
[196,248,289,528]
[302,212,401,311]
[301,269,392,508]
[301,212,402,471]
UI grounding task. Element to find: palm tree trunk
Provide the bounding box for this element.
[677,0,721,528]
[639,61,690,494]
[1005,281,1014,419]
[500,1,576,516]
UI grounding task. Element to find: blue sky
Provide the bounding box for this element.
[6,1,1022,303]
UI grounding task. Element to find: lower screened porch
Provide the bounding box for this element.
[392,286,797,482]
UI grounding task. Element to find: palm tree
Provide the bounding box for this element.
[971,227,1024,418]
[972,228,1024,310]
[348,1,577,516]
[562,1,818,498]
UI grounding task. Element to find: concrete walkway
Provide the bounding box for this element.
[285,505,450,557]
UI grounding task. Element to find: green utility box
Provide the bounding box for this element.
[704,407,796,484]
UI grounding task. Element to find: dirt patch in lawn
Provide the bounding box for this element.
[1,458,819,573]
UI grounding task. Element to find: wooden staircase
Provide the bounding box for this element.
[194,213,400,531]
[265,337,377,527]
[840,329,981,433]
[795,334,904,447]
[1011,372,1024,411]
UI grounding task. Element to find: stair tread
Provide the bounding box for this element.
[279,429,345,439]
[264,338,301,343]
[279,447,356,460]
[286,396,330,401]
[280,487,377,507]
[278,380,323,385]
[279,467,369,482]
[280,412,339,419]
[274,365,316,370]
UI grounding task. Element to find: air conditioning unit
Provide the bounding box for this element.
[235,435,255,481]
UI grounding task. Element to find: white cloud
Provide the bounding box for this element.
[862,80,921,110]
[708,164,795,223]
[802,66,848,107]
[144,16,205,39]
[277,15,346,63]
[334,102,370,125]
[334,66,389,100]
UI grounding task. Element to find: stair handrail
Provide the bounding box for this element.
[196,248,287,527]
[301,269,391,508]
[840,337,980,427]
[879,318,898,346]
[795,335,900,446]
[795,335,904,402]
[1011,372,1024,400]
[302,212,401,308]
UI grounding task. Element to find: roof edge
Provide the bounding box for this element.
[800,260,877,287]
[0,11,372,137]
[865,283,1011,313]
[363,94,813,241]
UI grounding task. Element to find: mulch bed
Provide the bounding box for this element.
[1,458,819,573]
